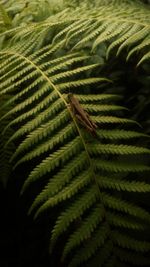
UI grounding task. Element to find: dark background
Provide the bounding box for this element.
[0,179,51,267]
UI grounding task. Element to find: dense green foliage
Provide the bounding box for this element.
[0,0,150,266]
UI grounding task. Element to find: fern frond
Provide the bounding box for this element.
[77,94,122,102]
[68,224,109,267]
[126,36,150,60]
[82,104,127,113]
[4,100,68,144]
[102,193,150,221]
[62,204,104,259]
[72,20,110,50]
[93,116,140,126]
[112,231,150,252]
[96,129,149,140]
[107,212,146,230]
[1,0,149,64]
[35,169,92,219]
[92,21,125,51]
[21,136,82,192]
[94,159,150,172]
[52,20,83,43]
[29,152,89,214]
[57,78,108,91]
[99,176,150,192]
[11,123,76,162]
[137,51,150,66]
[89,144,150,155]
[50,185,99,243]
[1,3,150,265]
[2,91,60,135]
[116,26,149,56]
[50,63,100,83]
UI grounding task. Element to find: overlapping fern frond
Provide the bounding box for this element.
[1,0,149,64]
[0,32,150,266]
[0,0,150,266]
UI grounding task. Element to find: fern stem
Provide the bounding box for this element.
[69,108,110,227]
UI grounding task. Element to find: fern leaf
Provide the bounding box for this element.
[35,169,92,219]
[52,20,82,43]
[112,231,150,252]
[2,91,59,134]
[93,116,140,126]
[106,24,141,58]
[20,137,82,192]
[82,104,127,113]
[11,123,76,162]
[117,25,149,56]
[51,185,99,244]
[89,144,150,155]
[99,176,150,192]
[68,224,109,267]
[137,51,150,66]
[94,159,150,172]
[107,212,146,230]
[102,193,150,221]
[127,36,150,60]
[1,4,150,265]
[96,129,149,140]
[72,20,110,50]
[57,77,109,91]
[4,103,68,146]
[77,94,122,102]
[0,54,23,76]
[62,204,104,258]
[50,63,100,83]
[45,55,90,76]
[66,21,92,46]
[92,22,121,51]
[29,152,88,214]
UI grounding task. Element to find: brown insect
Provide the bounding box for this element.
[68,93,97,136]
